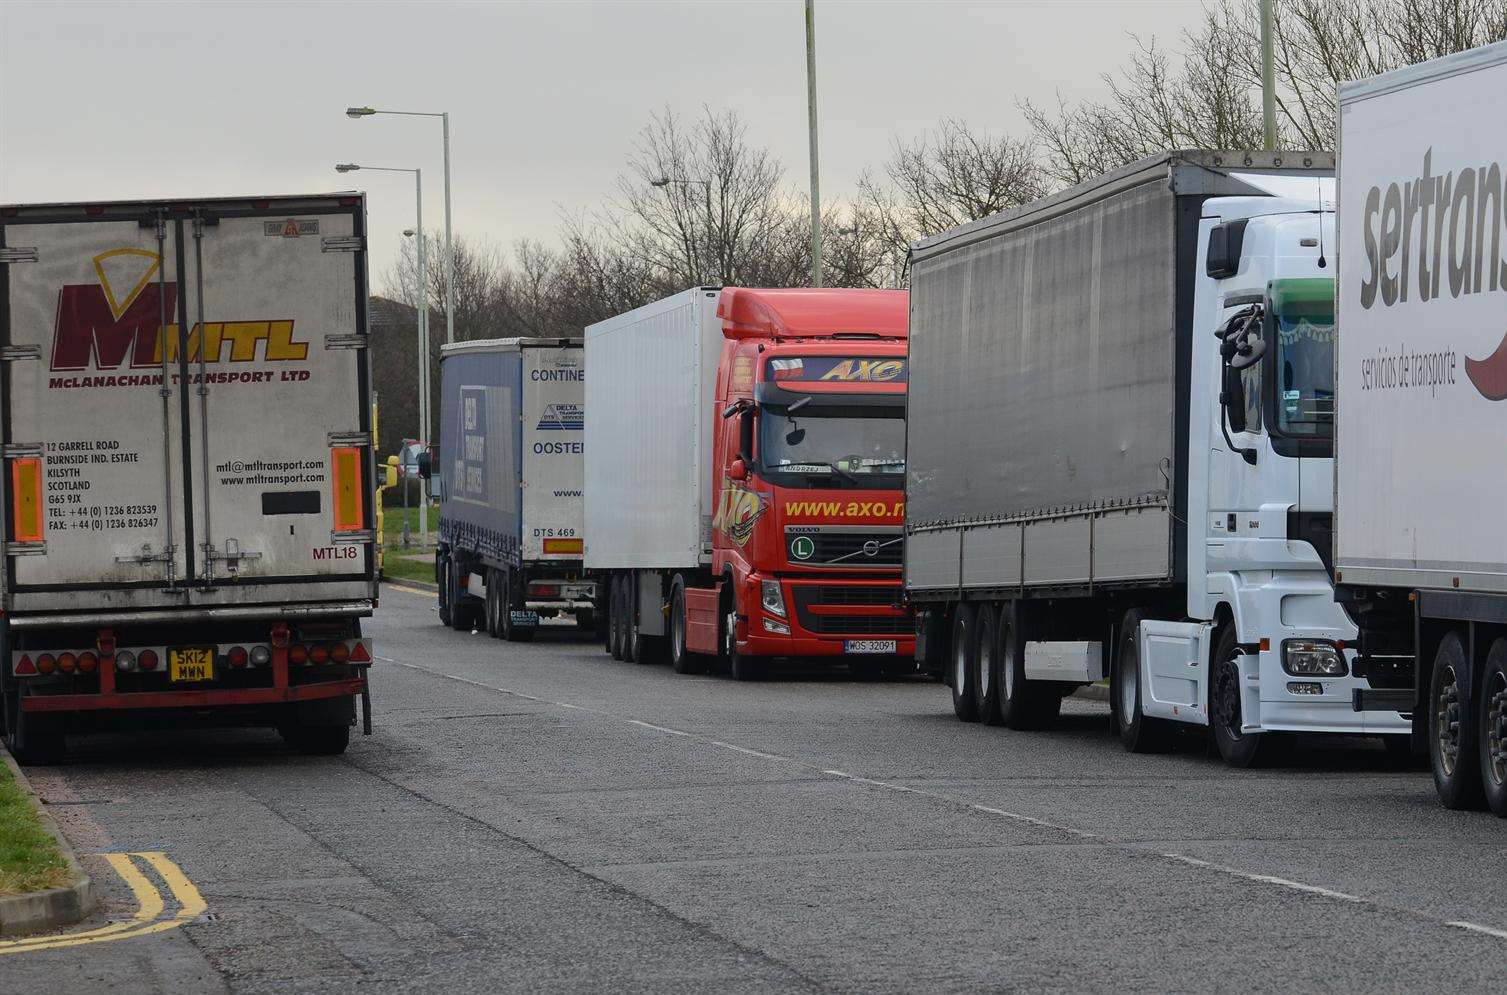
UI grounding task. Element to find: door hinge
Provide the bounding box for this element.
[331,530,375,544]
[321,236,365,252]
[324,334,368,350]
[0,247,38,264]
[0,345,41,362]
[203,538,262,575]
[2,443,44,458]
[4,540,46,556]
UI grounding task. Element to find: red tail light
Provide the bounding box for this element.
[528,583,560,597]
[228,646,248,668]
[36,653,56,675]
[289,644,309,665]
[78,652,98,674]
[330,642,350,664]
[348,641,371,664]
[14,655,37,676]
[58,652,77,674]
[310,645,330,665]
[139,649,160,672]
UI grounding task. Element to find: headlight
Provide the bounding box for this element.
[761,580,787,618]
[1282,639,1347,677]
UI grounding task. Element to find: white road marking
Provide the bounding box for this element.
[383,656,1507,943]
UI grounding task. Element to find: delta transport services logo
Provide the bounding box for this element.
[45,248,308,389]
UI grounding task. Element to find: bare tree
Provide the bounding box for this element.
[1024,0,1507,185]
[852,118,1046,283]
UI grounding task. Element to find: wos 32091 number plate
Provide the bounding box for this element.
[169,646,215,682]
[844,639,897,654]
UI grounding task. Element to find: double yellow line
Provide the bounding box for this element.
[0,852,206,955]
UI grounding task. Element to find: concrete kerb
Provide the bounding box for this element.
[0,748,97,937]
[383,576,437,594]
[1074,683,1110,703]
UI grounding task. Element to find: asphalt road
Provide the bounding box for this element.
[4,584,1507,993]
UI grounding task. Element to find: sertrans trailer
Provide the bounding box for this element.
[905,151,1409,763]
[431,337,596,640]
[1336,41,1507,813]
[0,193,378,763]
[584,287,911,679]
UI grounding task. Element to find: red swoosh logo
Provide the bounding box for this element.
[1466,329,1507,401]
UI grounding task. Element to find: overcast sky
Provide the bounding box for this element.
[0,1,1203,289]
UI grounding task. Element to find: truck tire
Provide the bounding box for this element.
[280,722,350,756]
[669,580,703,675]
[436,550,454,628]
[994,604,1058,730]
[950,605,978,721]
[485,569,502,638]
[1210,625,1270,768]
[975,605,1004,725]
[2,688,64,766]
[448,557,477,632]
[620,576,638,664]
[723,585,758,681]
[1430,631,1485,810]
[1477,639,1507,817]
[1114,609,1169,753]
[608,575,625,660]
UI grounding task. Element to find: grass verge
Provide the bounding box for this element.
[382,552,435,587]
[0,759,71,896]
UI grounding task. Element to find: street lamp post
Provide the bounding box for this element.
[335,163,431,548]
[346,106,455,346]
[805,0,823,288]
[651,175,714,281]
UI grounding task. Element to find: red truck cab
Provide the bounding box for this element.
[696,288,912,673]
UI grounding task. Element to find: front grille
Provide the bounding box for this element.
[791,584,909,636]
[786,529,902,567]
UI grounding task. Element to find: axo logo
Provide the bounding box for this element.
[50,248,308,372]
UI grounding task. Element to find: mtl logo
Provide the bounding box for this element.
[537,403,583,431]
[50,248,308,372]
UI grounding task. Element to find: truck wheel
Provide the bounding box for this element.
[993,604,1056,730]
[449,557,476,632]
[723,587,758,681]
[1430,631,1484,810]
[1210,625,1268,768]
[601,582,613,654]
[280,722,350,756]
[1477,640,1507,817]
[436,551,454,628]
[669,581,702,675]
[975,606,1004,725]
[484,569,501,638]
[2,689,64,766]
[1114,609,1168,753]
[950,605,978,721]
[621,576,638,663]
[608,576,625,659]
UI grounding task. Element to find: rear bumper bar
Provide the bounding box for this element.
[7,600,374,630]
[20,676,366,713]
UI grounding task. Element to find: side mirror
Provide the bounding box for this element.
[1222,365,1248,434]
[383,456,399,489]
[729,458,748,482]
[415,451,432,480]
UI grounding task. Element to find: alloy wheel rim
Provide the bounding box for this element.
[953,632,967,692]
[979,634,992,701]
[1488,672,1507,788]
[1436,664,1461,777]
[1215,656,1242,740]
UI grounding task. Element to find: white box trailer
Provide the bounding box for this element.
[0,193,378,762]
[1335,40,1507,811]
[583,287,722,571]
[433,337,594,640]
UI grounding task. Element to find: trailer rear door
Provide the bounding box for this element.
[182,207,371,584]
[3,213,190,591]
[521,345,584,561]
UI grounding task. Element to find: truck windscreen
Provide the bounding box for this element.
[759,409,905,485]
[1270,278,1334,439]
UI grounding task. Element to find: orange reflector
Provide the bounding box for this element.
[331,447,363,532]
[348,641,371,664]
[11,457,43,542]
[1259,637,1270,652]
[543,537,583,555]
